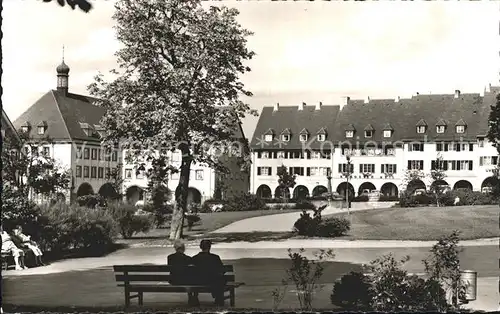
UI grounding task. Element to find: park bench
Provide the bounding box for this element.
[1,247,32,270]
[113,264,244,307]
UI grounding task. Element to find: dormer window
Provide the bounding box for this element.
[383,130,392,138]
[21,122,31,133]
[264,134,273,142]
[382,123,393,138]
[456,125,465,134]
[316,127,327,141]
[478,137,485,147]
[299,134,308,142]
[436,126,445,134]
[364,130,373,138]
[346,131,354,138]
[417,126,426,134]
[317,134,326,142]
[281,134,290,142]
[79,122,94,137]
[37,121,48,135]
[364,124,374,138]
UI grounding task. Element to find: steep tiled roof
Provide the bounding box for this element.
[250,104,340,149]
[2,109,21,144]
[334,92,491,143]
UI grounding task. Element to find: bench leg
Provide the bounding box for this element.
[138,292,144,306]
[230,288,235,307]
[125,291,130,308]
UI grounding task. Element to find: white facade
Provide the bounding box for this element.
[251,141,499,198]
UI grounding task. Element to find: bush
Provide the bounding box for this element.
[399,191,437,207]
[221,193,269,211]
[317,217,351,237]
[331,272,373,311]
[76,194,107,208]
[378,195,399,202]
[184,213,201,230]
[413,193,435,205]
[352,195,369,202]
[108,203,153,239]
[293,211,320,236]
[1,186,42,237]
[294,199,316,210]
[143,203,173,227]
[38,203,118,252]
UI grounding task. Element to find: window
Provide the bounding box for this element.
[105,148,111,161]
[264,134,273,142]
[408,143,424,152]
[311,151,321,159]
[98,149,101,161]
[42,147,50,156]
[195,170,204,180]
[345,131,354,138]
[468,143,474,151]
[37,126,45,135]
[299,134,308,142]
[105,167,110,179]
[136,169,145,179]
[21,126,29,133]
[76,166,82,178]
[359,164,375,173]
[91,166,97,178]
[364,130,373,138]
[436,126,445,134]
[417,126,426,134]
[261,151,269,159]
[319,167,331,176]
[84,148,90,160]
[125,169,132,179]
[257,167,272,176]
[383,130,392,138]
[381,164,397,174]
[407,160,424,170]
[431,160,447,171]
[98,167,104,179]
[83,166,90,178]
[281,134,290,142]
[289,167,304,176]
[478,137,484,148]
[456,125,465,134]
[91,148,97,160]
[317,134,326,141]
[112,151,118,162]
[338,164,354,173]
[307,167,318,176]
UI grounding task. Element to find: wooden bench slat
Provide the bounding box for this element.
[117,282,244,288]
[115,274,235,282]
[113,265,234,272]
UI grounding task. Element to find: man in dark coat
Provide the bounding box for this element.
[167,240,198,305]
[192,239,226,306]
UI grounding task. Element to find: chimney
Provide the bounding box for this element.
[298,102,305,111]
[486,84,491,93]
[454,90,461,98]
[364,96,370,104]
[395,96,400,102]
[315,101,322,111]
[273,102,279,112]
[342,96,350,105]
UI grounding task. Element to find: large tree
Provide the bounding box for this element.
[487,93,500,154]
[88,0,255,239]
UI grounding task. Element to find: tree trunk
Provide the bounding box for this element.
[169,154,192,240]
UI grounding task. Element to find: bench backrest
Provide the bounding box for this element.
[113,264,236,284]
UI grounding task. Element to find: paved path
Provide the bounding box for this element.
[213,202,396,233]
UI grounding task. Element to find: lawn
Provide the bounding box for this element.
[119,209,300,246]
[324,205,500,241]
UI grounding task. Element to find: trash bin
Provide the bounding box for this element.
[460,270,477,301]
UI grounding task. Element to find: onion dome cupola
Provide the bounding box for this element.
[56,46,70,94]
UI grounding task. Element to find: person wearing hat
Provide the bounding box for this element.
[192,239,225,306]
[167,240,197,305]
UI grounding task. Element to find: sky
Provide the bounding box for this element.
[2,1,499,140]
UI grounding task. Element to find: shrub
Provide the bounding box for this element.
[38,203,118,252]
[184,213,201,230]
[76,194,107,208]
[399,191,438,207]
[107,203,153,239]
[413,193,435,205]
[331,272,373,311]
[221,193,269,211]
[378,195,399,202]
[143,203,173,227]
[352,195,369,202]
[317,217,351,237]
[294,199,316,210]
[1,186,42,238]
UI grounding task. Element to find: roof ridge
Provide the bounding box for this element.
[51,90,74,141]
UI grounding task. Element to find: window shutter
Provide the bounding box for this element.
[372,164,375,172]
[338,164,342,173]
[419,161,424,169]
[469,144,474,151]
[269,167,272,176]
[300,167,304,176]
[359,164,362,173]
[431,160,436,170]
[407,160,411,169]
[468,160,473,171]
[408,144,412,152]
[394,165,397,173]
[307,167,311,176]
[257,167,261,175]
[257,152,261,158]
[456,144,461,152]
[444,144,448,151]
[479,157,483,166]
[381,164,385,173]
[451,161,456,170]
[436,143,441,151]
[493,156,498,165]
[444,161,448,170]
[306,151,311,159]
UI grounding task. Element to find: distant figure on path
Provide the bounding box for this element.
[1,225,27,270]
[167,240,198,305]
[13,226,44,266]
[454,196,460,206]
[192,239,226,306]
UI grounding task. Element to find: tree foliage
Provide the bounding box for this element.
[429,154,447,207]
[41,0,92,13]
[88,0,256,239]
[487,93,500,155]
[277,164,296,201]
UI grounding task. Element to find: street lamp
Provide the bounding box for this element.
[345,154,352,216]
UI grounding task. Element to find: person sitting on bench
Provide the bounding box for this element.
[167,240,197,305]
[13,226,44,266]
[192,239,226,306]
[1,225,28,270]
